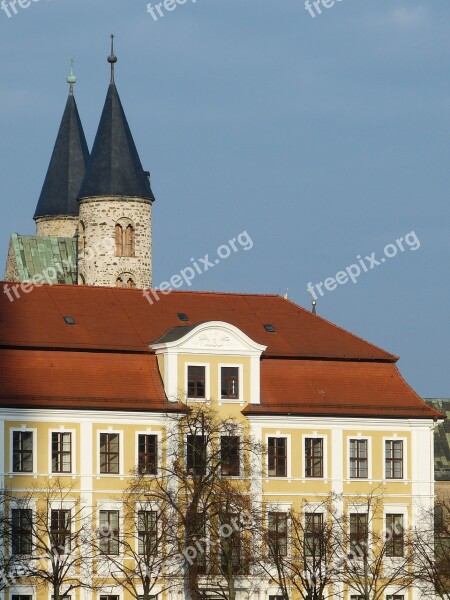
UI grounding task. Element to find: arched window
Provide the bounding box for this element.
[115,224,123,257]
[78,221,85,254]
[125,225,134,257]
[116,277,123,288]
[126,277,135,289]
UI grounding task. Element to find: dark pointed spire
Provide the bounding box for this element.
[78,38,154,201]
[34,65,90,219]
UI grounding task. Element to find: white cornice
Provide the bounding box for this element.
[150,321,267,357]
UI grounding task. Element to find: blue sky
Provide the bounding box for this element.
[0,0,448,396]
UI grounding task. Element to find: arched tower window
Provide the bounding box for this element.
[115,224,123,257]
[125,225,134,257]
[126,277,135,289]
[116,277,123,288]
[116,273,136,288]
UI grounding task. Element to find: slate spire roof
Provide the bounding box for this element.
[34,91,90,219]
[78,81,155,201]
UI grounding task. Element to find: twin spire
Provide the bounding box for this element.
[34,37,154,222]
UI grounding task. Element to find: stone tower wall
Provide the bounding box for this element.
[35,216,78,238]
[78,197,152,288]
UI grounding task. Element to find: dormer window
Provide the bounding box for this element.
[187,366,206,399]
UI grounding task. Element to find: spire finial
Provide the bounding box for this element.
[107,34,117,83]
[67,59,76,95]
[312,300,317,315]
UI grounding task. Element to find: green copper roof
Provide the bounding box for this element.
[9,233,77,285]
[426,398,450,481]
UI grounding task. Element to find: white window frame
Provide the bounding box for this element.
[97,500,124,562]
[48,499,77,557]
[135,430,162,477]
[48,428,76,476]
[134,501,161,556]
[9,586,35,600]
[383,504,408,561]
[97,429,124,477]
[185,362,210,401]
[266,433,291,479]
[97,588,124,600]
[302,433,327,480]
[10,427,37,475]
[347,504,372,561]
[266,502,292,558]
[219,430,244,478]
[9,499,37,557]
[347,436,372,480]
[383,436,407,481]
[218,363,243,403]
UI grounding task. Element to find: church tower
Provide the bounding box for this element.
[33,63,90,238]
[77,37,155,289]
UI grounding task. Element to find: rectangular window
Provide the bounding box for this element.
[187,366,206,399]
[12,596,33,600]
[138,510,158,555]
[221,436,240,476]
[100,595,119,600]
[50,509,71,555]
[268,512,288,557]
[99,510,119,555]
[221,367,239,399]
[138,434,158,475]
[12,431,33,473]
[385,440,403,479]
[349,513,368,558]
[386,514,404,557]
[100,433,119,474]
[350,597,365,600]
[305,438,323,478]
[187,435,207,476]
[268,437,287,477]
[304,512,323,557]
[386,597,404,600]
[138,596,158,600]
[220,513,241,574]
[52,432,72,473]
[11,509,32,555]
[268,597,285,600]
[349,439,368,479]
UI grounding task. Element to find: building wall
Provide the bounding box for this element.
[78,197,152,289]
[35,216,78,238]
[3,238,19,282]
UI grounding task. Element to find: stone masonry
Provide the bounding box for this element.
[35,216,78,238]
[78,197,152,288]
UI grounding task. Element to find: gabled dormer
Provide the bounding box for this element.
[149,321,267,405]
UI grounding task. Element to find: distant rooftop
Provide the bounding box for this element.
[425,398,450,481]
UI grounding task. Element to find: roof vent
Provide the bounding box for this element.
[263,324,276,333]
[63,316,76,325]
[177,313,189,322]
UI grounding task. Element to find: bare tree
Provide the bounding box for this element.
[335,488,413,600]
[412,492,450,599]
[93,481,177,600]
[259,496,343,600]
[129,403,263,600]
[1,477,99,600]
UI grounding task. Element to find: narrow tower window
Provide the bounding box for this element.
[125,225,134,257]
[115,224,123,256]
[126,277,135,289]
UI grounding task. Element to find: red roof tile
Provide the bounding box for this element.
[243,359,441,419]
[0,349,175,411]
[0,284,396,361]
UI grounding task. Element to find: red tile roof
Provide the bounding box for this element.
[0,284,438,419]
[243,359,441,419]
[0,284,396,360]
[0,348,174,411]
